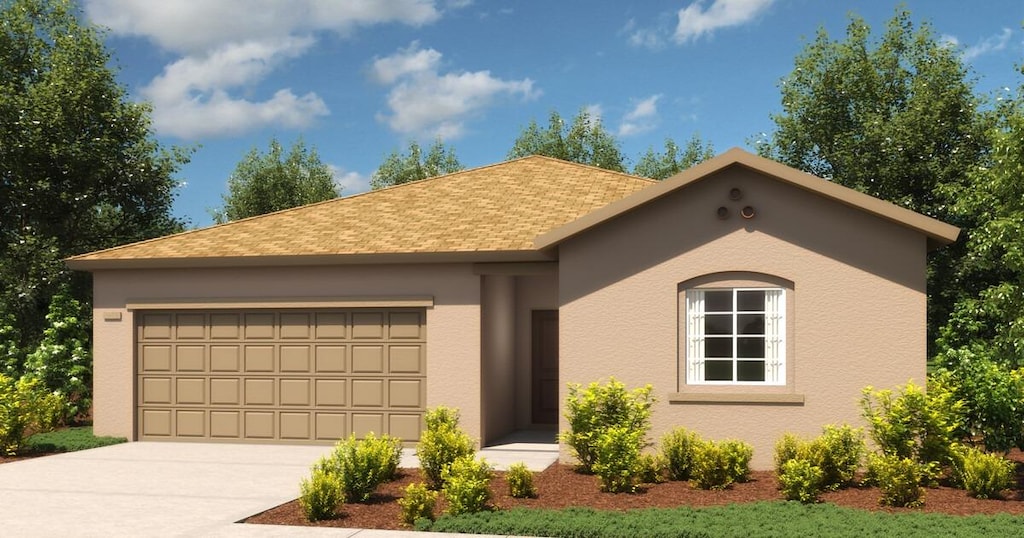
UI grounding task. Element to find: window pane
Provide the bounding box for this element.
[737,314,764,335]
[704,290,732,312]
[705,360,733,381]
[737,337,764,358]
[737,290,765,312]
[705,337,732,358]
[704,314,732,335]
[737,360,765,382]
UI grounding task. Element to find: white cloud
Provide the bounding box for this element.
[962,28,1013,61]
[372,42,540,138]
[673,0,774,44]
[618,94,662,137]
[329,165,371,194]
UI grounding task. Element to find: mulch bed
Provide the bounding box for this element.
[245,450,1024,530]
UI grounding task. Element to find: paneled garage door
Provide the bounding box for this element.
[136,309,426,443]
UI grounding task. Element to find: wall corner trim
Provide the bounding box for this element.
[668,392,805,405]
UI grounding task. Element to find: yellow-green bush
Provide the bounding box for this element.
[951,445,1014,499]
[398,482,437,526]
[442,455,493,515]
[299,466,344,521]
[690,439,753,490]
[506,462,538,498]
[417,406,475,490]
[778,458,825,503]
[0,374,66,455]
[661,427,702,481]
[559,378,654,474]
[866,453,925,507]
[317,433,402,502]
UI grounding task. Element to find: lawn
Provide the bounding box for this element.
[0,426,126,462]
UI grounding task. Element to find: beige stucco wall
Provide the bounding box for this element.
[557,167,928,469]
[514,273,560,429]
[91,263,483,444]
[481,274,516,443]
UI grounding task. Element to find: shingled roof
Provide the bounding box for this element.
[67,156,656,269]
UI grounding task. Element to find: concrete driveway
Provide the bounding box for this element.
[0,438,556,537]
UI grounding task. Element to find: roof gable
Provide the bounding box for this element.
[534,148,960,251]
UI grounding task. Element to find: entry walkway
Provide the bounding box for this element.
[0,435,558,537]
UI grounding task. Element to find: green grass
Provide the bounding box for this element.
[22,426,127,454]
[420,502,1023,538]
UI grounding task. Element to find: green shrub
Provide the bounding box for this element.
[442,455,493,515]
[951,445,1014,499]
[592,425,645,492]
[661,427,702,481]
[866,453,925,507]
[690,439,752,490]
[506,462,538,498]
[299,466,344,521]
[816,425,865,489]
[933,351,1024,452]
[318,433,402,502]
[417,406,475,490]
[778,458,825,503]
[559,378,654,473]
[0,374,66,455]
[398,482,438,526]
[774,433,803,476]
[22,290,92,423]
[637,453,667,484]
[860,382,961,468]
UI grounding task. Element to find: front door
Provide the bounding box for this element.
[531,310,559,425]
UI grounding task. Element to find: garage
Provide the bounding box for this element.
[135,308,426,443]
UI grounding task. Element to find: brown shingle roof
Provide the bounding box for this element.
[67,156,655,269]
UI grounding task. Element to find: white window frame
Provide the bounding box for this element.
[685,287,785,386]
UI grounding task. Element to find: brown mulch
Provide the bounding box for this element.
[245,450,1024,530]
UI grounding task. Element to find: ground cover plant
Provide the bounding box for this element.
[20,426,126,453]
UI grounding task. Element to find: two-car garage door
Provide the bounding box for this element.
[136,308,426,443]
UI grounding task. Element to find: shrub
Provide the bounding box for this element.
[933,350,1024,452]
[442,455,494,515]
[560,378,654,473]
[690,439,753,490]
[398,482,438,526]
[592,425,645,492]
[778,458,825,503]
[318,433,402,502]
[0,374,66,455]
[866,453,925,507]
[661,427,702,481]
[860,382,961,468]
[637,453,668,484]
[22,290,92,423]
[951,445,1014,499]
[417,406,475,490]
[774,433,804,476]
[506,462,538,498]
[816,425,865,489]
[299,466,344,521]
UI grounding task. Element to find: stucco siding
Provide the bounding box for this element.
[558,167,927,469]
[481,274,516,443]
[91,263,482,444]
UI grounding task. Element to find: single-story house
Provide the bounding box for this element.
[67,148,959,469]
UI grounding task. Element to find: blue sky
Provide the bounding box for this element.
[81,0,1024,228]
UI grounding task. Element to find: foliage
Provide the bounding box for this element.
[508,109,627,172]
[950,445,1014,499]
[866,453,925,507]
[370,138,463,189]
[212,138,337,223]
[778,458,825,503]
[298,466,344,521]
[22,288,90,422]
[633,134,715,180]
[506,462,538,499]
[21,425,125,453]
[930,352,1024,452]
[636,453,668,484]
[0,0,189,368]
[774,425,864,493]
[397,482,437,526]
[416,406,475,490]
[689,439,753,490]
[661,427,703,481]
[441,455,493,516]
[860,382,961,467]
[316,433,402,502]
[0,374,65,455]
[422,501,1024,537]
[760,9,990,353]
[559,378,654,473]
[592,425,645,493]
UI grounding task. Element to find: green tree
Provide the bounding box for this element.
[759,9,990,354]
[633,134,715,180]
[508,109,627,172]
[213,138,337,223]
[0,0,189,368]
[370,138,463,190]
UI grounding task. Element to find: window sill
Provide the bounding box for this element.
[668,392,805,405]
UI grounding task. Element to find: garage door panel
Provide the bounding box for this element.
[138,308,425,443]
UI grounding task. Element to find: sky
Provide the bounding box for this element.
[79,0,1024,228]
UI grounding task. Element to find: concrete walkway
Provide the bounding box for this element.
[0,435,557,537]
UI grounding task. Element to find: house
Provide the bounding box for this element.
[67,148,959,469]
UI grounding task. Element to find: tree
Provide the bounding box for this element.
[634,134,715,180]
[759,9,990,354]
[213,138,337,223]
[0,0,189,369]
[508,109,627,172]
[370,138,463,190]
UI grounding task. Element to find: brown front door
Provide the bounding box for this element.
[531,310,559,425]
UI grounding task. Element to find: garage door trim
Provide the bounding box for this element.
[126,296,434,310]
